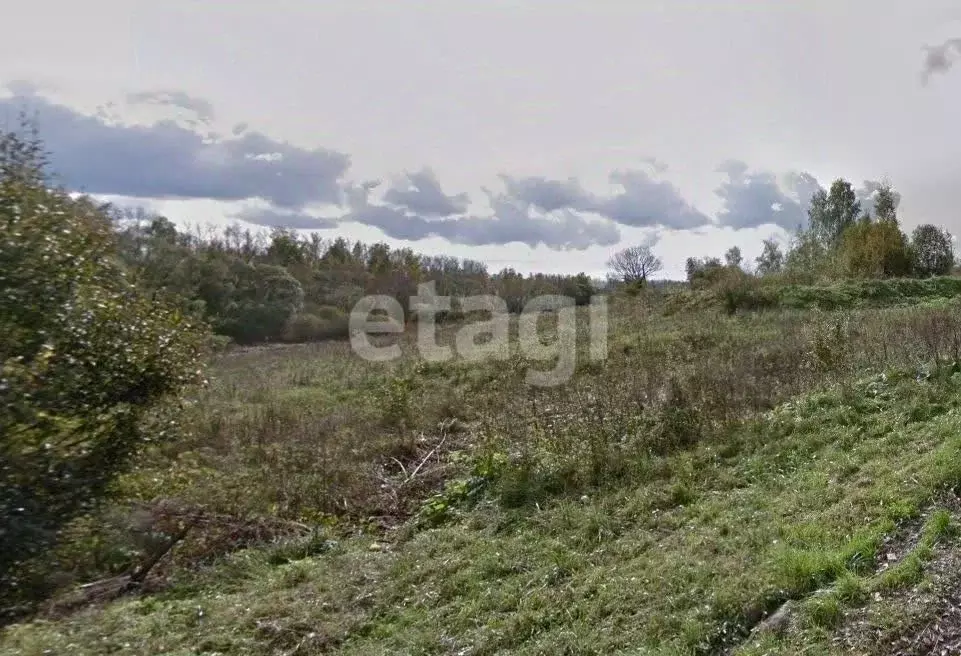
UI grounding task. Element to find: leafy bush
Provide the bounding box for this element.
[670,276,961,316]
[214,262,304,343]
[839,219,912,278]
[0,127,207,612]
[911,224,954,278]
[282,307,349,342]
[804,311,853,374]
[715,272,780,315]
[378,374,416,431]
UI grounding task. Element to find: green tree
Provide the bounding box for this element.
[216,262,305,343]
[724,246,743,269]
[755,238,784,275]
[809,179,861,247]
[0,126,207,601]
[685,256,725,289]
[873,183,899,223]
[366,242,392,276]
[266,227,307,267]
[321,237,353,265]
[785,227,828,280]
[839,220,912,278]
[561,272,596,306]
[911,224,954,277]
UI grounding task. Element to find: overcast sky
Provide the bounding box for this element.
[3,1,961,278]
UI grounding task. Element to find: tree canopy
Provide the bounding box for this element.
[607,244,663,285]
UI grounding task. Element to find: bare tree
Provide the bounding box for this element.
[607,244,663,285]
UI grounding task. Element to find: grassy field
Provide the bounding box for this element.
[6,287,961,654]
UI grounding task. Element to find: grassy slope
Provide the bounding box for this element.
[6,296,961,654]
[8,376,961,654]
[779,277,961,310]
[668,275,961,315]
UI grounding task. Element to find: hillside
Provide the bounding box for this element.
[6,289,961,654]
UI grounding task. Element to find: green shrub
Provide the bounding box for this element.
[0,127,207,612]
[653,379,702,452]
[805,312,853,373]
[804,594,843,629]
[282,307,349,342]
[716,275,780,315]
[378,374,416,431]
[214,262,304,343]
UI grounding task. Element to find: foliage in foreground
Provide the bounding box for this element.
[6,363,961,654]
[0,128,207,613]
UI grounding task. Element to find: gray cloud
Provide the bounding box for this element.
[2,86,907,252]
[234,207,339,230]
[499,168,710,230]
[856,179,902,218]
[127,89,216,124]
[641,157,669,174]
[714,161,822,231]
[715,164,904,230]
[338,173,619,249]
[921,38,961,84]
[477,192,620,249]
[344,179,382,207]
[593,169,710,229]
[0,91,351,209]
[382,168,469,217]
[345,188,620,250]
[3,79,42,97]
[499,174,593,213]
[783,171,823,217]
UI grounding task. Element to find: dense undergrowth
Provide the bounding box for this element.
[6,284,961,654]
[666,274,961,315]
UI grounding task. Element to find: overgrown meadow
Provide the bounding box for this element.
[7,126,961,655]
[8,283,961,655]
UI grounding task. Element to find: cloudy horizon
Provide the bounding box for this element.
[3,1,961,278]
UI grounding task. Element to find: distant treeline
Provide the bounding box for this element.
[676,179,958,313]
[111,210,601,344]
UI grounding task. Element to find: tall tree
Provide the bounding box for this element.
[809,179,861,247]
[785,227,828,279]
[607,244,663,285]
[724,246,743,269]
[911,224,954,277]
[755,238,784,275]
[215,262,305,343]
[839,220,912,278]
[873,183,899,223]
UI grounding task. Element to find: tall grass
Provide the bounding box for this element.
[10,289,961,644]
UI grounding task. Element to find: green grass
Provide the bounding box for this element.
[739,500,961,654]
[7,295,961,654]
[779,276,961,310]
[7,369,961,654]
[666,275,961,315]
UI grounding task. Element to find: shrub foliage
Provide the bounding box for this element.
[0,127,207,609]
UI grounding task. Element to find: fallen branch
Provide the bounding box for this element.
[402,427,451,485]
